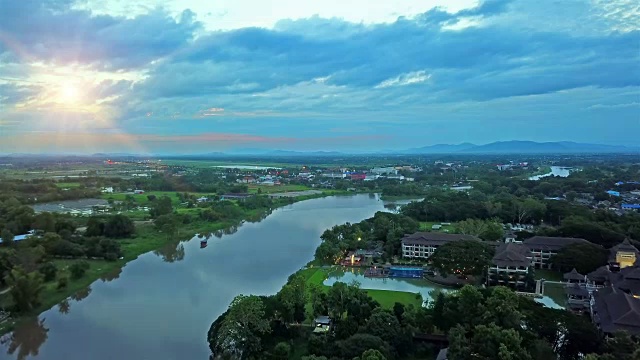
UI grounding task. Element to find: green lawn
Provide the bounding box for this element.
[55,182,82,188]
[543,282,566,307]
[247,184,310,194]
[534,269,563,282]
[101,191,210,205]
[300,268,424,309]
[419,222,456,233]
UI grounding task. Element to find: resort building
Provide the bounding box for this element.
[564,268,587,284]
[487,242,532,289]
[523,236,591,269]
[401,232,480,259]
[566,283,590,314]
[609,238,640,270]
[591,287,640,336]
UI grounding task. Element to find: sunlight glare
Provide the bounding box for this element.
[59,83,81,104]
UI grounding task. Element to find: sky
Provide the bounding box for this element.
[0,0,638,154]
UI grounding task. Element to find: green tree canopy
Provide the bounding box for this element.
[551,242,608,274]
[5,266,45,313]
[430,240,494,277]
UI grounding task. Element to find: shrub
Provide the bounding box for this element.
[70,261,90,279]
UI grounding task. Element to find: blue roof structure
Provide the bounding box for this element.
[606,190,621,197]
[622,204,640,209]
[0,234,29,244]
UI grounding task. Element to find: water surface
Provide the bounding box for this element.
[1,194,395,360]
[529,166,573,180]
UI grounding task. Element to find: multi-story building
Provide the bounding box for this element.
[487,242,532,289]
[401,232,480,259]
[523,236,591,269]
[609,238,639,270]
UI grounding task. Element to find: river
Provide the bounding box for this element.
[529,166,574,180]
[0,194,408,360]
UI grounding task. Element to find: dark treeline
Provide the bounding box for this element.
[314,212,419,264]
[208,278,639,360]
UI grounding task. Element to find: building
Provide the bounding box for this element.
[565,283,590,313]
[101,187,114,193]
[0,231,34,244]
[401,232,480,259]
[321,172,346,179]
[133,189,145,194]
[609,238,639,270]
[564,268,587,284]
[523,236,591,269]
[487,243,532,288]
[388,267,424,278]
[591,287,640,336]
[350,173,366,181]
[313,316,332,333]
[370,167,398,175]
[622,204,640,210]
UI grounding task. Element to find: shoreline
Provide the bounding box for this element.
[0,191,338,336]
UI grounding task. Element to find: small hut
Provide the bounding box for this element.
[563,268,586,284]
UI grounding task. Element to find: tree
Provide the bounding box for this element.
[38,262,57,282]
[430,240,494,277]
[272,342,291,360]
[365,310,401,345]
[56,276,68,289]
[337,334,391,360]
[1,229,14,246]
[154,214,179,240]
[360,349,387,360]
[208,295,271,359]
[103,214,135,238]
[69,261,90,279]
[85,217,105,237]
[5,266,45,313]
[551,242,608,274]
[277,274,306,323]
[448,324,532,360]
[327,282,351,320]
[150,196,173,218]
[514,198,546,224]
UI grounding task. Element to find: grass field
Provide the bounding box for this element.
[534,269,563,282]
[101,191,211,205]
[419,222,456,233]
[247,184,310,194]
[55,182,82,188]
[300,267,424,310]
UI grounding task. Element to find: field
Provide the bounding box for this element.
[534,269,563,282]
[300,267,424,310]
[248,184,310,194]
[419,222,456,233]
[101,191,210,205]
[55,182,82,188]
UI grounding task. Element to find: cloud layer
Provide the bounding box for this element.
[0,0,638,153]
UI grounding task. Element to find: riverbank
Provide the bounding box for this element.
[0,191,336,336]
[526,166,552,179]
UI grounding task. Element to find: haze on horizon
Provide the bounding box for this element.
[0,0,638,154]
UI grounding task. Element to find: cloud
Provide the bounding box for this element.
[0,1,201,70]
[1,0,639,151]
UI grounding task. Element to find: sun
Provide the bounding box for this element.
[59,83,81,104]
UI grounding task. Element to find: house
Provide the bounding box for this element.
[401,232,480,259]
[523,236,591,269]
[370,167,398,175]
[622,204,640,210]
[363,175,379,181]
[487,243,532,288]
[101,187,114,193]
[606,190,621,197]
[0,230,34,244]
[133,189,145,194]
[196,197,209,203]
[564,268,587,284]
[313,316,332,333]
[608,238,639,270]
[220,193,252,200]
[591,287,640,336]
[321,172,346,179]
[350,173,366,181]
[565,283,590,313]
[238,176,256,184]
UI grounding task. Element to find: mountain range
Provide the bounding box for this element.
[400,141,639,154]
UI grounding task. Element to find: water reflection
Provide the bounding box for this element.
[154,241,185,263]
[70,287,91,302]
[99,267,122,282]
[57,300,70,315]
[1,317,48,360]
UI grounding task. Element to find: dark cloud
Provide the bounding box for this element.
[0,0,201,70]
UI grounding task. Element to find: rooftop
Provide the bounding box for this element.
[492,243,532,268]
[564,268,586,281]
[401,232,480,246]
[593,287,640,336]
[523,236,591,251]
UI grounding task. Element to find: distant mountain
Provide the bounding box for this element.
[399,141,638,154]
[402,143,477,154]
[459,141,637,154]
[267,150,344,156]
